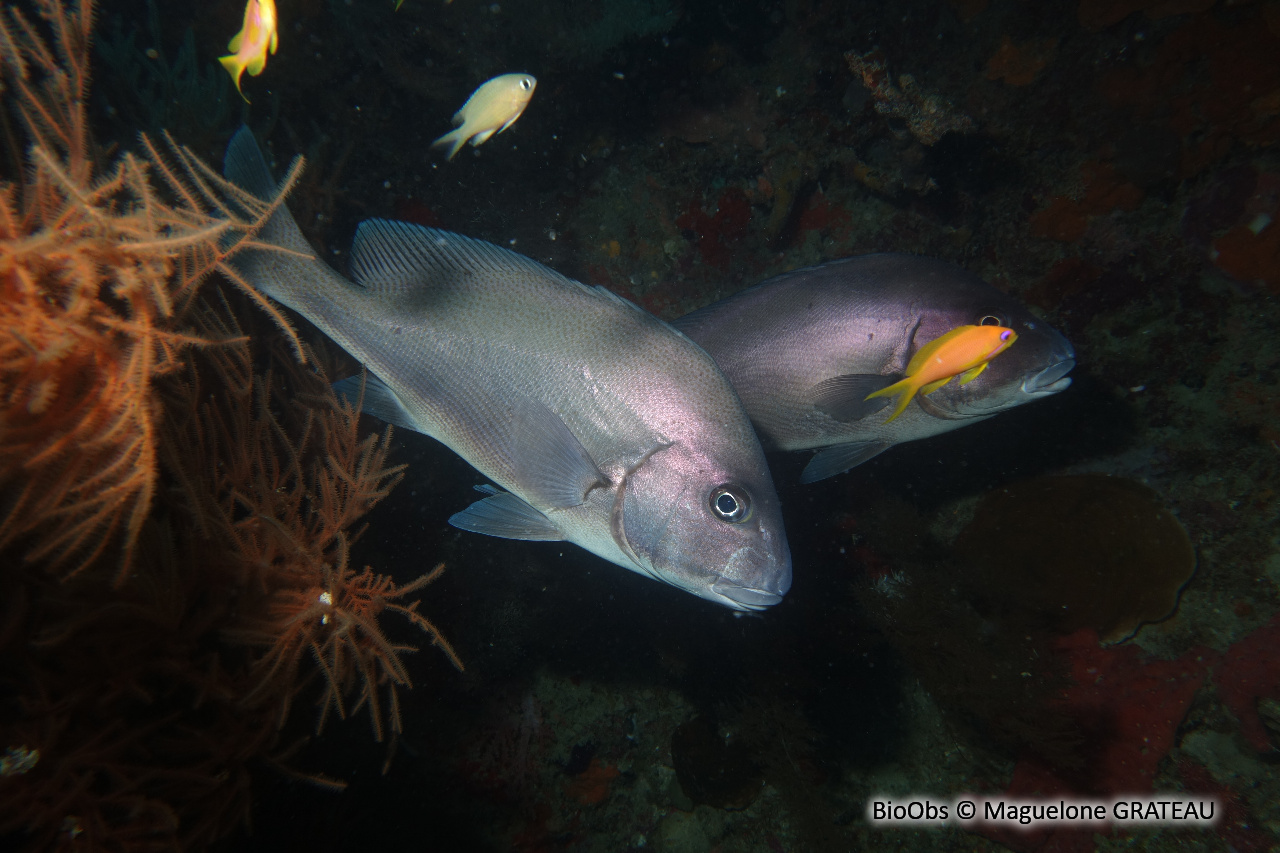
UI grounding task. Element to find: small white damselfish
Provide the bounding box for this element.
[431,73,536,161]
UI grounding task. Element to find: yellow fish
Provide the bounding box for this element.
[865,324,1018,422]
[219,0,279,102]
[432,73,537,161]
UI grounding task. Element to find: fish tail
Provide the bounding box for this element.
[430,127,467,161]
[222,126,321,306]
[219,55,250,102]
[864,376,918,423]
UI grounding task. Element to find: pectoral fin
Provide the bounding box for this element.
[800,441,892,483]
[338,360,604,512]
[808,374,895,422]
[502,393,609,509]
[343,219,610,509]
[958,362,988,385]
[425,380,607,511]
[449,486,564,541]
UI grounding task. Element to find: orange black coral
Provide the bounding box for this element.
[0,0,301,582]
[0,1,459,850]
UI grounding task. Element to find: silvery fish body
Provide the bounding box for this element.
[673,255,1075,483]
[223,128,790,610]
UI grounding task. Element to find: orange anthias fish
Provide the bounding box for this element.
[219,0,278,102]
[865,324,1018,422]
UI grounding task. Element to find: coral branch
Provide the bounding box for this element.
[0,1,459,849]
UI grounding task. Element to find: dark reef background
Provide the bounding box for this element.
[71,0,1280,850]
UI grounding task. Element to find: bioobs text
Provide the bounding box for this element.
[870,800,949,822]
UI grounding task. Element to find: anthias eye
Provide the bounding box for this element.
[709,486,751,523]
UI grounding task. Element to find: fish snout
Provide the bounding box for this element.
[710,546,792,611]
[1026,357,1075,394]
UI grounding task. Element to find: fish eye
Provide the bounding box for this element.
[709,485,752,523]
[520,78,532,90]
[977,313,1005,326]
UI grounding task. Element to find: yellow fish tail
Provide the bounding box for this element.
[864,375,921,423]
[219,55,251,102]
[431,127,467,161]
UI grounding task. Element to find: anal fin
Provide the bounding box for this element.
[957,362,989,385]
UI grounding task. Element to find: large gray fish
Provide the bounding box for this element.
[222,128,790,610]
[673,255,1075,483]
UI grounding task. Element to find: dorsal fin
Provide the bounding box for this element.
[348,219,597,299]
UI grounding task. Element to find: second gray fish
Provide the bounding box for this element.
[222,128,790,611]
[673,254,1076,483]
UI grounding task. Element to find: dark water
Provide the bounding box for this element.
[8,0,1280,850]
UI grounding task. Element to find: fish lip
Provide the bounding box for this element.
[709,579,785,611]
[1025,358,1075,394]
[708,545,791,610]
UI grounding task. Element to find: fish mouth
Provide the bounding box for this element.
[1025,358,1075,395]
[708,546,791,611]
[710,578,785,611]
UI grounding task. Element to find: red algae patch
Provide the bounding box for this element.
[566,758,622,806]
[1029,162,1144,243]
[1214,613,1280,752]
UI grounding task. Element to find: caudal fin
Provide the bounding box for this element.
[219,56,248,101]
[223,126,313,253]
[430,127,467,161]
[222,126,319,305]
